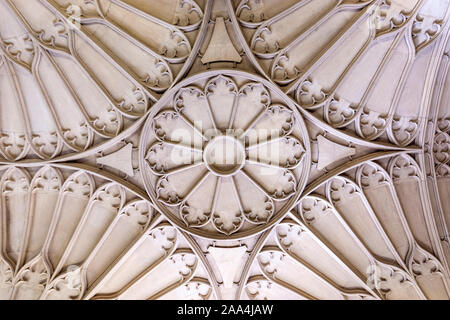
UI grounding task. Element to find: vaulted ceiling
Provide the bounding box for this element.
[0,0,450,300]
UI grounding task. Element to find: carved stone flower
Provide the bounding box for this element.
[140,73,310,237]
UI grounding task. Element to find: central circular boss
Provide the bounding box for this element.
[139,71,310,239]
[203,135,246,177]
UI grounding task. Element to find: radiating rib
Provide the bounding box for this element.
[0,55,29,161]
[236,0,304,29]
[287,213,380,298]
[275,228,377,299]
[294,13,376,112]
[45,200,155,298]
[327,176,409,270]
[34,1,152,113]
[238,106,268,140]
[68,32,150,117]
[238,169,273,201]
[41,171,94,273]
[227,93,239,130]
[3,56,63,159]
[68,21,166,98]
[33,48,94,152]
[46,50,127,138]
[181,171,212,205]
[146,253,198,300]
[49,182,125,281]
[0,167,31,269]
[245,274,310,300]
[230,176,244,218]
[299,194,426,299]
[116,0,204,32]
[4,0,152,124]
[83,219,172,300]
[318,29,404,127]
[354,30,412,140]
[177,112,209,142]
[204,95,219,132]
[100,248,194,300]
[357,161,450,298]
[3,0,70,54]
[150,159,205,177]
[42,49,121,139]
[257,247,319,300]
[272,3,372,87]
[245,135,290,150]
[79,18,174,91]
[15,166,62,272]
[245,158,291,171]
[250,0,335,58]
[90,248,173,300]
[210,176,222,217]
[106,0,192,61]
[156,139,203,153]
[6,0,144,121]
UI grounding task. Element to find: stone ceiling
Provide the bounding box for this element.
[0,0,450,300]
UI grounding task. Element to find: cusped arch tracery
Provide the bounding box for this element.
[139,70,311,239]
[233,0,450,148]
[238,156,450,300]
[0,0,209,162]
[0,0,449,301]
[0,164,217,300]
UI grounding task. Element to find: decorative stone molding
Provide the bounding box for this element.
[140,71,310,239]
[0,0,449,300]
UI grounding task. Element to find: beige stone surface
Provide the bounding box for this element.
[0,0,449,300]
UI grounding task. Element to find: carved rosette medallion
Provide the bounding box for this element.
[140,71,310,239]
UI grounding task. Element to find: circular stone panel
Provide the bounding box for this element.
[203,136,246,176]
[139,70,311,239]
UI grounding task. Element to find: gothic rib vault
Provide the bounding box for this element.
[0,0,450,300]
